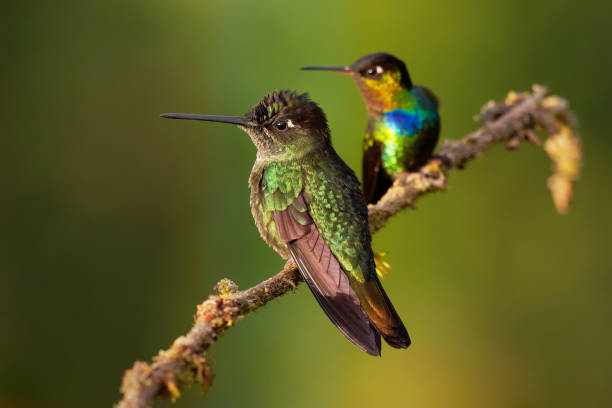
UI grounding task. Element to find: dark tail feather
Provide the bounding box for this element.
[357,279,411,349]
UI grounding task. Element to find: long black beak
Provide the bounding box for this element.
[160,113,251,126]
[300,65,353,75]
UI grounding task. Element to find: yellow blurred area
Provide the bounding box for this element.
[1,1,611,407]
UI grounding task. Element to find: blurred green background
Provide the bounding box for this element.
[2,1,611,407]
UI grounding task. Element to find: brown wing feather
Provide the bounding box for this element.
[273,194,381,356]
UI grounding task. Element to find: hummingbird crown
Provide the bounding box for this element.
[247,90,304,125]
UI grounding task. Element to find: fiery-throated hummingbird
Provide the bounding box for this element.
[161,90,410,355]
[302,52,441,204]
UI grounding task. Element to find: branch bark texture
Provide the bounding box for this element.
[115,85,581,408]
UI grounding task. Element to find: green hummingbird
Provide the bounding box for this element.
[161,90,410,355]
[302,52,441,203]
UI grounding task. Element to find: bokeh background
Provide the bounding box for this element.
[2,1,611,407]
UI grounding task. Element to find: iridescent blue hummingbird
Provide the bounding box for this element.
[302,52,440,203]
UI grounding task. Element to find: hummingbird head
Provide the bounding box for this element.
[302,52,413,115]
[161,90,330,161]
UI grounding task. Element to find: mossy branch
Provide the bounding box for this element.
[115,85,581,408]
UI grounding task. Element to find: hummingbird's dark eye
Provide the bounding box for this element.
[274,120,288,131]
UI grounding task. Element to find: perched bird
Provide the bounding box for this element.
[161,90,410,355]
[302,52,441,204]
